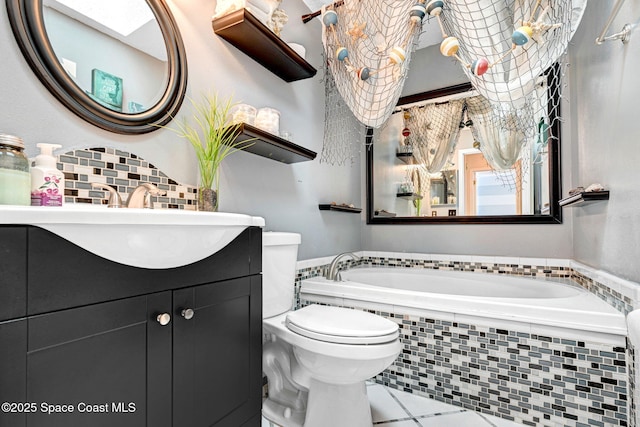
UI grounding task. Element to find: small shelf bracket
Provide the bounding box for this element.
[595,0,632,45]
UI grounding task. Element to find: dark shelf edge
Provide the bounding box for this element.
[396,192,423,200]
[212,9,317,82]
[318,204,362,213]
[235,123,316,164]
[559,191,609,207]
[396,152,416,164]
[374,210,397,217]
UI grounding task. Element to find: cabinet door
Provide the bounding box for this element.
[0,319,27,427]
[173,276,262,426]
[24,293,172,427]
[0,226,27,321]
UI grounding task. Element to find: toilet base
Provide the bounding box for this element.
[304,379,372,427]
[262,398,306,427]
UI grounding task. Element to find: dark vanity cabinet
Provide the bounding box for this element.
[0,226,262,427]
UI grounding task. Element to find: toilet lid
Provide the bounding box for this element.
[285,305,399,345]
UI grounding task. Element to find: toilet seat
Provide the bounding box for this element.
[285,305,399,345]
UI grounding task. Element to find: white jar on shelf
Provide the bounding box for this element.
[255,107,280,135]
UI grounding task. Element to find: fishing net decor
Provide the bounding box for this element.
[402,99,465,174]
[319,60,364,165]
[320,0,425,128]
[426,0,585,107]
[394,57,564,191]
[317,0,581,169]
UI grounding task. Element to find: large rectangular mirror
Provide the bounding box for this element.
[367,67,562,225]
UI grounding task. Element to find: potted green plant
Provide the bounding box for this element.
[166,92,251,211]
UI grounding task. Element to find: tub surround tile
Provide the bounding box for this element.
[452,313,532,337]
[347,299,395,315]
[519,257,549,268]
[271,237,640,427]
[406,252,433,262]
[300,296,629,426]
[472,255,498,264]
[393,306,456,322]
[291,240,638,425]
[529,322,626,347]
[297,252,637,317]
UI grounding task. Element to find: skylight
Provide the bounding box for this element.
[54,0,155,37]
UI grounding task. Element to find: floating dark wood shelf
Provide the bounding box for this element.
[234,123,316,163]
[396,152,416,164]
[397,192,423,201]
[212,9,317,82]
[559,191,609,207]
[319,204,362,213]
[374,210,396,217]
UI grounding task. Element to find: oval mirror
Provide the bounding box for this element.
[6,0,187,134]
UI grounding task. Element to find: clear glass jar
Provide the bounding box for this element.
[0,134,31,206]
[229,104,257,125]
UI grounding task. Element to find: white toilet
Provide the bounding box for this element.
[261,232,401,427]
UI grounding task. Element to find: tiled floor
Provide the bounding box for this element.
[262,382,520,426]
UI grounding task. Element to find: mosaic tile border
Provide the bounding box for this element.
[50,147,198,209]
[295,252,638,316]
[572,270,635,316]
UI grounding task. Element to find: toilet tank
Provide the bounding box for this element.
[262,232,301,319]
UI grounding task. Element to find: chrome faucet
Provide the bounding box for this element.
[126,183,166,209]
[326,252,360,281]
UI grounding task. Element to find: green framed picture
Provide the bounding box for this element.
[91,69,123,111]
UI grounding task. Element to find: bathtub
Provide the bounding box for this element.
[300,267,627,337]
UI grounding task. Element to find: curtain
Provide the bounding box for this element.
[465,95,535,170]
[406,99,465,174]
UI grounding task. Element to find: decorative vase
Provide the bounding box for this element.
[198,187,218,212]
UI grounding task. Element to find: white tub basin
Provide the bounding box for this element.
[0,205,265,269]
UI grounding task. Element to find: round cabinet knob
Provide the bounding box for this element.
[156,313,171,326]
[181,308,195,320]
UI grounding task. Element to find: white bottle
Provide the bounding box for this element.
[31,143,64,207]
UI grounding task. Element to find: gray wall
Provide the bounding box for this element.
[2,1,638,282]
[0,0,361,260]
[361,45,574,259]
[569,1,640,282]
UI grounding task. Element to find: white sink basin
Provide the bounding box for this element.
[0,205,265,269]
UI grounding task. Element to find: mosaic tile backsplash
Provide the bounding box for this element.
[295,253,638,427]
[54,147,198,209]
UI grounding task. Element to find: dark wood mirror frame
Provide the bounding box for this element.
[6,0,188,134]
[366,68,562,225]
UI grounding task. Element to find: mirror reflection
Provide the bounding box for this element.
[42,0,168,113]
[368,71,561,224]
